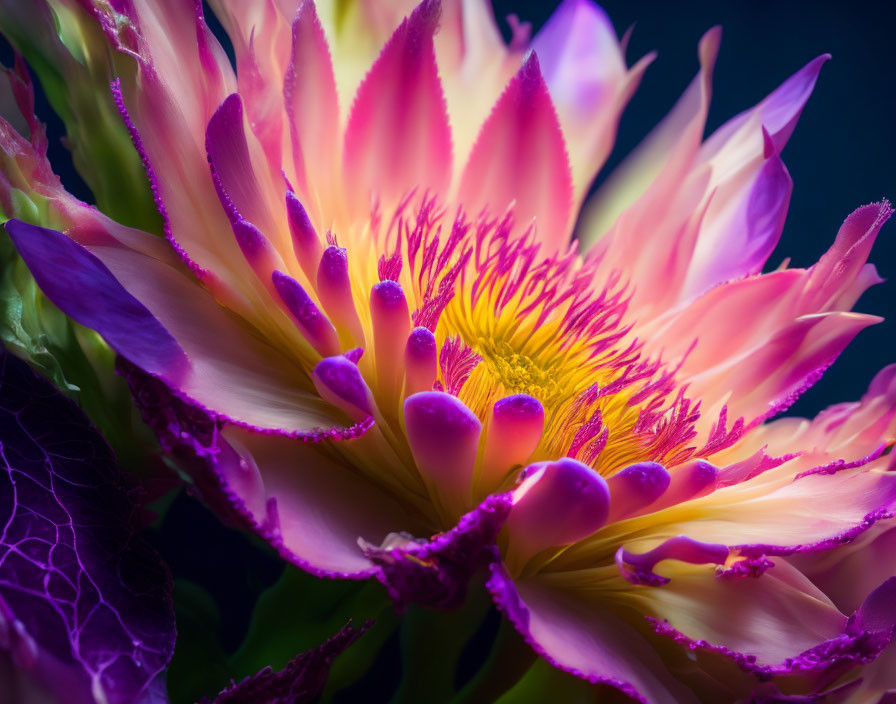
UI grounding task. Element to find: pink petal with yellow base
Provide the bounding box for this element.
[343,0,452,217]
[457,53,573,252]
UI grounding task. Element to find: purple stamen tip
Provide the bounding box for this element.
[404,327,437,396]
[371,280,407,310]
[286,190,315,241]
[232,219,269,263]
[318,245,349,280]
[494,394,544,420]
[312,355,373,417]
[273,270,322,325]
[482,394,545,487]
[607,461,671,521]
[272,270,338,356]
[406,326,436,358]
[657,459,719,509]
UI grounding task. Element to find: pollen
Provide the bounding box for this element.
[477,341,564,401]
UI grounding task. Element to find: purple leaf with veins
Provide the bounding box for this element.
[0,348,175,704]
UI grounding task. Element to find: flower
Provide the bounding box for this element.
[0,0,894,702]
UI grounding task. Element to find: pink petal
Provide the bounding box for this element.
[342,0,452,216]
[208,0,290,172]
[679,136,792,300]
[284,0,342,219]
[641,202,891,426]
[486,564,700,703]
[584,54,828,312]
[434,0,520,169]
[658,465,896,554]
[224,426,423,576]
[641,560,849,670]
[457,53,574,252]
[72,226,349,435]
[582,27,720,244]
[108,1,247,287]
[531,0,652,205]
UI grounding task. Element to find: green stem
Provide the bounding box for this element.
[450,619,537,704]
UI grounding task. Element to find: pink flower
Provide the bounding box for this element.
[1,1,894,701]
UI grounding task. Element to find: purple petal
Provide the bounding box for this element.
[5,220,189,383]
[362,493,512,611]
[120,359,415,579]
[0,349,175,704]
[486,563,700,703]
[702,55,829,159]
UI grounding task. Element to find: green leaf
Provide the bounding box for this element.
[230,566,399,700]
[492,660,602,704]
[167,580,233,704]
[0,0,161,231]
[390,586,493,704]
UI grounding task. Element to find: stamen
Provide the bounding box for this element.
[271,270,339,357]
[316,245,365,347]
[480,394,544,491]
[404,391,481,516]
[653,459,718,509]
[286,190,322,283]
[312,355,374,420]
[404,326,437,396]
[232,219,286,293]
[370,281,411,411]
[505,458,610,568]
